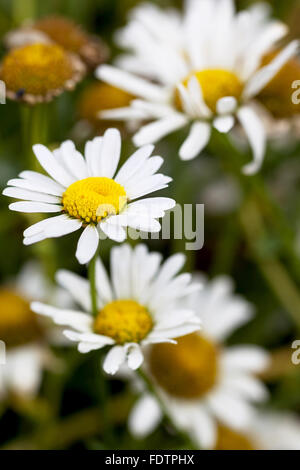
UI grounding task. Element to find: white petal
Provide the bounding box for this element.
[191,406,217,449]
[126,345,144,370]
[133,114,188,146]
[208,390,254,430]
[216,96,237,115]
[179,122,211,160]
[243,40,300,99]
[42,216,82,238]
[103,346,126,375]
[188,76,212,118]
[5,346,43,397]
[99,220,127,242]
[95,258,113,304]
[222,346,270,373]
[76,225,99,265]
[31,302,92,332]
[129,394,162,438]
[19,171,65,196]
[99,107,148,121]
[213,115,235,133]
[3,187,61,204]
[97,65,167,102]
[24,232,48,245]
[56,270,91,312]
[9,201,62,213]
[115,145,154,186]
[58,141,88,180]
[33,144,74,187]
[98,128,121,178]
[222,374,268,402]
[237,106,266,175]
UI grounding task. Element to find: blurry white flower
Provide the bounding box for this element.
[127,275,270,448]
[0,262,68,399]
[3,128,175,264]
[97,0,299,174]
[31,244,201,375]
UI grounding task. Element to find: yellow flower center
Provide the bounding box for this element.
[0,289,42,348]
[149,333,218,399]
[79,82,134,125]
[1,43,73,96]
[258,50,300,118]
[62,177,127,224]
[176,69,243,113]
[93,300,153,344]
[215,425,255,450]
[35,16,88,53]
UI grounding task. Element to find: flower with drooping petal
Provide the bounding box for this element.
[3,128,175,264]
[31,244,202,375]
[127,274,270,448]
[97,0,299,174]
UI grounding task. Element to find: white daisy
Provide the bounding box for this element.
[31,244,201,375]
[126,275,270,448]
[3,129,175,265]
[0,262,68,399]
[96,0,299,174]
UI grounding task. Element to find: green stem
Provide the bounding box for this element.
[137,368,199,449]
[88,249,99,316]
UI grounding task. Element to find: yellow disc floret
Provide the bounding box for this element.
[176,69,243,113]
[215,425,255,450]
[1,43,73,95]
[0,289,42,348]
[149,333,218,399]
[94,300,153,344]
[62,177,127,224]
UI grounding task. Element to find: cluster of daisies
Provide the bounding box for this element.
[1,0,300,450]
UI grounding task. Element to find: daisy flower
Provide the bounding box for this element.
[5,15,108,69]
[127,275,270,449]
[3,128,175,264]
[0,262,69,399]
[97,0,299,174]
[31,244,201,375]
[0,42,85,104]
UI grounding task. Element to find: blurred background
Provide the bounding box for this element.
[0,0,300,449]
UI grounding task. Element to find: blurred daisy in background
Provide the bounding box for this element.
[127,275,270,449]
[97,0,299,174]
[5,15,108,69]
[0,262,69,400]
[3,128,175,264]
[31,244,201,375]
[0,42,85,104]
